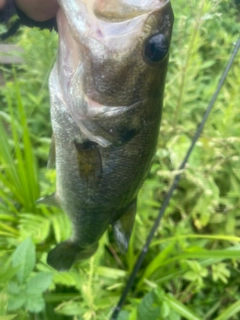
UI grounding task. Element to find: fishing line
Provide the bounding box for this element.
[110,38,240,320]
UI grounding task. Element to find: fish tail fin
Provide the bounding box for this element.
[47,240,98,271]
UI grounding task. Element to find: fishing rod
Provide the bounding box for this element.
[110,38,240,320]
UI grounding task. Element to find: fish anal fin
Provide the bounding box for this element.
[47,134,56,169]
[74,140,102,183]
[113,200,137,254]
[36,193,60,208]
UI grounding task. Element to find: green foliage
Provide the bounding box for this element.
[212,263,230,284]
[137,290,161,320]
[11,238,36,284]
[183,261,208,288]
[215,301,240,320]
[7,238,52,314]
[118,311,130,320]
[0,0,240,319]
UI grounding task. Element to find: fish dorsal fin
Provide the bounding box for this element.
[74,140,102,184]
[113,199,137,254]
[47,134,56,169]
[36,193,60,208]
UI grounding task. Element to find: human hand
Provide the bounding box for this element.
[0,0,59,21]
[0,0,5,10]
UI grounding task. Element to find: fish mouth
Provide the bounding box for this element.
[94,0,170,22]
[57,0,171,27]
[56,0,173,55]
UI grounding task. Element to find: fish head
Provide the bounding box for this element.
[55,0,174,112]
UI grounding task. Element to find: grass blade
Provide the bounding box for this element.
[215,300,240,320]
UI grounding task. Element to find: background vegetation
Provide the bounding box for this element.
[0,0,239,319]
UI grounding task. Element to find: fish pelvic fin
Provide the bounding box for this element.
[74,140,102,184]
[47,240,98,271]
[113,199,137,254]
[36,193,60,208]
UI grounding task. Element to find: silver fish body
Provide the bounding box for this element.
[44,0,174,271]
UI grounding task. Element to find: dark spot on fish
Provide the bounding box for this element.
[75,140,97,150]
[74,140,102,183]
[119,128,137,144]
[105,126,138,145]
[144,33,168,63]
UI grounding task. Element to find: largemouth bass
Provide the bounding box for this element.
[41,0,174,271]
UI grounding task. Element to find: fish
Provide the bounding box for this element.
[39,0,174,271]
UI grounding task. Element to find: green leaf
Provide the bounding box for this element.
[138,291,160,320]
[25,295,45,313]
[7,295,26,311]
[162,301,170,318]
[11,78,39,211]
[160,245,240,267]
[0,263,18,284]
[138,241,176,288]
[118,311,130,320]
[19,214,50,243]
[7,282,20,295]
[0,316,17,320]
[164,294,201,320]
[51,213,72,243]
[168,311,181,320]
[26,272,52,294]
[55,301,85,316]
[215,300,240,320]
[183,271,198,282]
[0,291,8,315]
[97,267,126,279]
[11,238,35,284]
[212,263,230,284]
[0,89,39,212]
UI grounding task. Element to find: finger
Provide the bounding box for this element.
[0,0,6,10]
[15,0,59,21]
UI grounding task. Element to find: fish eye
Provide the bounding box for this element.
[144,33,169,63]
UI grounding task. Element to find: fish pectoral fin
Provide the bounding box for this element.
[81,118,141,147]
[74,101,144,148]
[36,193,60,208]
[113,200,137,254]
[77,119,113,148]
[85,102,146,146]
[74,140,102,183]
[47,134,56,169]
